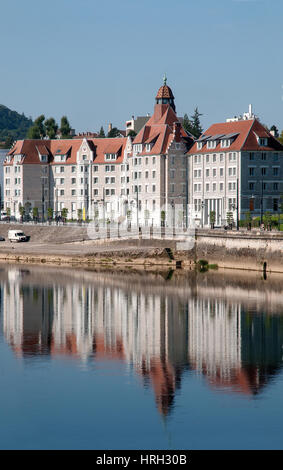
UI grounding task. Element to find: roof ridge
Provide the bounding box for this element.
[240,118,256,151]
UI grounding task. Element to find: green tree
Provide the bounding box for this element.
[107,127,120,138]
[27,114,46,139]
[209,211,216,229]
[226,211,234,228]
[263,211,272,231]
[61,208,68,222]
[190,107,203,138]
[270,125,279,138]
[19,205,25,222]
[45,117,58,139]
[77,208,82,221]
[32,207,39,221]
[279,130,283,145]
[98,126,105,138]
[183,113,194,135]
[47,207,53,220]
[60,116,71,139]
[245,211,252,230]
[127,130,137,138]
[4,134,14,148]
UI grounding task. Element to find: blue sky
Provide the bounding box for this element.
[1,0,282,134]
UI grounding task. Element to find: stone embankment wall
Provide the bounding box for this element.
[191,229,283,273]
[0,223,283,273]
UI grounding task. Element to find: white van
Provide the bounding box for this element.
[8,230,28,242]
[1,211,8,221]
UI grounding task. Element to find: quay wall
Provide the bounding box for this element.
[0,223,282,273]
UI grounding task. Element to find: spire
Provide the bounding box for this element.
[163,73,167,86]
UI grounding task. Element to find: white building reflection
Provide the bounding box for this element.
[1,267,283,415]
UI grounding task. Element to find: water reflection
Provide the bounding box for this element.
[1,266,283,416]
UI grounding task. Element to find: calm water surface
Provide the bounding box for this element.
[0,264,283,449]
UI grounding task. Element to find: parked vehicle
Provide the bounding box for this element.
[0,236,5,241]
[8,230,28,242]
[1,211,8,221]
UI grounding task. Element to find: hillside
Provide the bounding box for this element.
[0,104,33,145]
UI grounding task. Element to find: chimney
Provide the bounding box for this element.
[173,122,181,142]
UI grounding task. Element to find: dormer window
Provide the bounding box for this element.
[146,144,151,152]
[133,144,142,153]
[259,137,268,146]
[207,140,216,149]
[221,139,230,148]
[13,155,22,163]
[105,153,117,161]
[197,142,203,150]
[55,155,66,162]
[40,155,48,162]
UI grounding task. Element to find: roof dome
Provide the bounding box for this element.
[155,75,176,112]
[155,84,175,100]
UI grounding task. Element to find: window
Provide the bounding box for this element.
[220,182,224,191]
[60,190,64,196]
[220,168,224,177]
[206,183,209,192]
[273,167,279,176]
[71,189,76,196]
[249,152,255,160]
[94,189,98,196]
[197,142,203,150]
[261,167,267,176]
[152,170,156,178]
[212,183,216,192]
[273,183,279,190]
[152,184,156,193]
[262,153,267,160]
[259,138,268,146]
[220,154,224,162]
[249,182,255,190]
[72,166,76,173]
[213,168,217,177]
[145,170,149,179]
[111,177,115,184]
[206,155,209,163]
[273,199,279,211]
[213,154,216,163]
[274,153,279,161]
[111,189,115,195]
[60,167,64,173]
[207,140,216,149]
[145,157,148,165]
[206,169,209,177]
[228,167,236,176]
[170,183,175,193]
[222,139,231,148]
[146,144,151,152]
[249,167,255,176]
[93,165,98,172]
[5,167,10,173]
[93,177,98,184]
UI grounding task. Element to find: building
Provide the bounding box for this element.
[3,79,194,226]
[188,110,283,227]
[129,78,194,226]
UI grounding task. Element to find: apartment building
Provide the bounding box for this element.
[3,80,193,226]
[188,112,283,227]
[129,79,194,226]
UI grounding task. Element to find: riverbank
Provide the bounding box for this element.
[0,223,282,272]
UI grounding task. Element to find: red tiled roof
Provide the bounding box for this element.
[4,137,129,165]
[188,119,283,154]
[155,84,174,100]
[132,103,193,156]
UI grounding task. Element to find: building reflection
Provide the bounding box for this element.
[1,267,283,416]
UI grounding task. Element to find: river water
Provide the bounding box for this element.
[0,264,283,450]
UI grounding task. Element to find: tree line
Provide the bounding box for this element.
[27,115,72,139]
